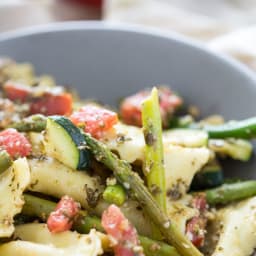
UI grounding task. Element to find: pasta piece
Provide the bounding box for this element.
[28,157,102,208]
[164,144,210,198]
[0,158,30,237]
[0,224,103,256]
[212,196,256,256]
[104,123,210,197]
[166,195,198,234]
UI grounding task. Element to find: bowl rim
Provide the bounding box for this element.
[0,20,255,85]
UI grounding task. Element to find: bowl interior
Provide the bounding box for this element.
[0,22,255,179]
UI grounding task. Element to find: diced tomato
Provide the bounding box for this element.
[30,92,72,116]
[120,91,147,127]
[185,217,206,248]
[47,195,80,233]
[4,82,31,102]
[101,204,144,256]
[191,194,207,212]
[4,82,73,116]
[185,194,208,247]
[70,105,118,139]
[120,87,183,127]
[0,128,31,158]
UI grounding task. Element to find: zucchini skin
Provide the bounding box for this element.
[191,164,223,190]
[48,116,90,170]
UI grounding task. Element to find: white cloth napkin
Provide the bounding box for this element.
[104,0,256,70]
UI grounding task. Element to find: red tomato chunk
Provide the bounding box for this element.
[47,195,80,233]
[70,105,118,139]
[3,82,73,116]
[102,204,144,256]
[0,128,31,158]
[30,92,72,116]
[186,194,208,247]
[120,87,183,127]
[4,82,31,102]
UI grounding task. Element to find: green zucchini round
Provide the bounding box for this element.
[45,116,90,170]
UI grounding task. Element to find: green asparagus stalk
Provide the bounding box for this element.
[9,114,46,132]
[23,194,180,256]
[103,184,126,206]
[142,87,166,212]
[83,132,203,256]
[168,115,194,129]
[204,181,256,205]
[22,194,55,221]
[0,150,12,174]
[198,117,256,139]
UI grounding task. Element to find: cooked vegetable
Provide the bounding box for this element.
[168,115,194,129]
[120,86,182,127]
[0,150,13,174]
[185,195,207,248]
[23,194,56,220]
[142,87,166,211]
[83,132,203,256]
[47,195,80,233]
[44,116,90,170]
[200,117,256,139]
[4,82,73,116]
[103,184,126,206]
[191,161,223,190]
[139,236,180,256]
[23,194,180,256]
[30,92,73,116]
[4,82,31,102]
[208,139,253,161]
[205,180,256,205]
[102,204,145,256]
[9,114,46,132]
[70,105,118,139]
[0,158,30,237]
[0,128,31,158]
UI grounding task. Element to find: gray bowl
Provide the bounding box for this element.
[0,21,255,179]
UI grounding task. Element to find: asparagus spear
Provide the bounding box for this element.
[22,194,180,256]
[103,184,126,206]
[204,181,256,205]
[83,132,203,256]
[0,150,12,174]
[9,114,46,132]
[142,87,166,211]
[199,117,256,139]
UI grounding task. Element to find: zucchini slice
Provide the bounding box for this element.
[208,138,253,161]
[44,116,90,170]
[191,161,223,190]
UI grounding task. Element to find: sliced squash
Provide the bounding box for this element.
[44,116,90,170]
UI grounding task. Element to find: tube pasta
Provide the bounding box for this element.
[212,196,256,256]
[0,224,103,256]
[0,158,30,237]
[28,157,102,208]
